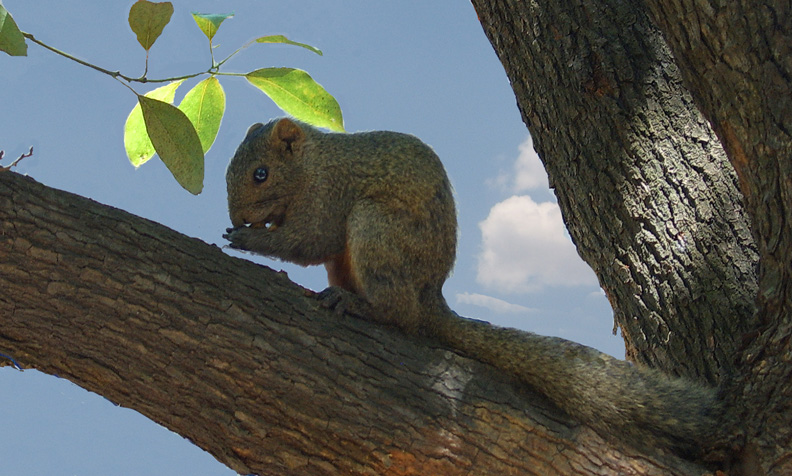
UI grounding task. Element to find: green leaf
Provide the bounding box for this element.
[124,80,185,167]
[192,12,233,41]
[0,5,27,56]
[254,35,322,56]
[138,95,204,194]
[178,77,225,153]
[128,1,174,51]
[246,68,344,132]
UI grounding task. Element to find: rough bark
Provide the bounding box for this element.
[472,0,758,386]
[0,171,712,476]
[473,0,792,473]
[641,2,792,474]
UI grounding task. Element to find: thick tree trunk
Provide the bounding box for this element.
[473,0,791,473]
[0,171,712,475]
[471,0,758,386]
[641,2,792,473]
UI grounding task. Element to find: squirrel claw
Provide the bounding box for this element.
[222,227,235,242]
[316,286,373,319]
[223,226,254,250]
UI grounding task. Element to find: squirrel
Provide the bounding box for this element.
[223,117,724,458]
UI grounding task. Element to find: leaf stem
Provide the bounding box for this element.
[215,38,255,69]
[209,39,216,69]
[22,32,208,84]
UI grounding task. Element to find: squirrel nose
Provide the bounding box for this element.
[229,210,248,228]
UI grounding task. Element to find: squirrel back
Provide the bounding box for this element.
[225,118,724,457]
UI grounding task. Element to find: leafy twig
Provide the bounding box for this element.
[22,32,205,85]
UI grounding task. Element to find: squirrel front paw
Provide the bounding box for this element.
[223,226,257,251]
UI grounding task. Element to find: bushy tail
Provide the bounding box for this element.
[433,309,723,457]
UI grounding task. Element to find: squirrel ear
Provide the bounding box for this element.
[245,123,265,139]
[272,118,305,154]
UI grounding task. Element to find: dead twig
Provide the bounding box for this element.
[0,147,34,171]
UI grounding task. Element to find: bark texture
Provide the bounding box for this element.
[472,0,758,386]
[641,2,792,473]
[473,0,791,473]
[0,171,712,475]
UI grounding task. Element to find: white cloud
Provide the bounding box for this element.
[513,135,549,192]
[477,195,597,292]
[455,292,535,314]
[587,288,607,300]
[486,135,550,193]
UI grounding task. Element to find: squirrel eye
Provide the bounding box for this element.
[253,166,269,183]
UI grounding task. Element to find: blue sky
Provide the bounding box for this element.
[0,2,619,474]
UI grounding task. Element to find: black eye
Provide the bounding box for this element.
[253,166,269,183]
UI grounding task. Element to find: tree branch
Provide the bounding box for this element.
[641,1,792,473]
[0,171,711,475]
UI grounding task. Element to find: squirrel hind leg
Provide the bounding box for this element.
[344,201,438,334]
[321,237,427,333]
[362,276,428,335]
[316,280,426,335]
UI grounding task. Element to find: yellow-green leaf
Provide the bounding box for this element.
[246,68,344,132]
[138,95,204,194]
[191,12,233,41]
[254,35,322,56]
[124,79,185,166]
[0,5,27,56]
[178,77,225,153]
[129,1,173,51]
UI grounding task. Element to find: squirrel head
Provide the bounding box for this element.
[226,118,307,231]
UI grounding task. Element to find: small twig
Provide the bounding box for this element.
[0,147,34,172]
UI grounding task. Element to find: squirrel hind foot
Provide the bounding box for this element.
[316,286,374,320]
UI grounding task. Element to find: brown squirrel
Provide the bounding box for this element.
[224,117,724,457]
